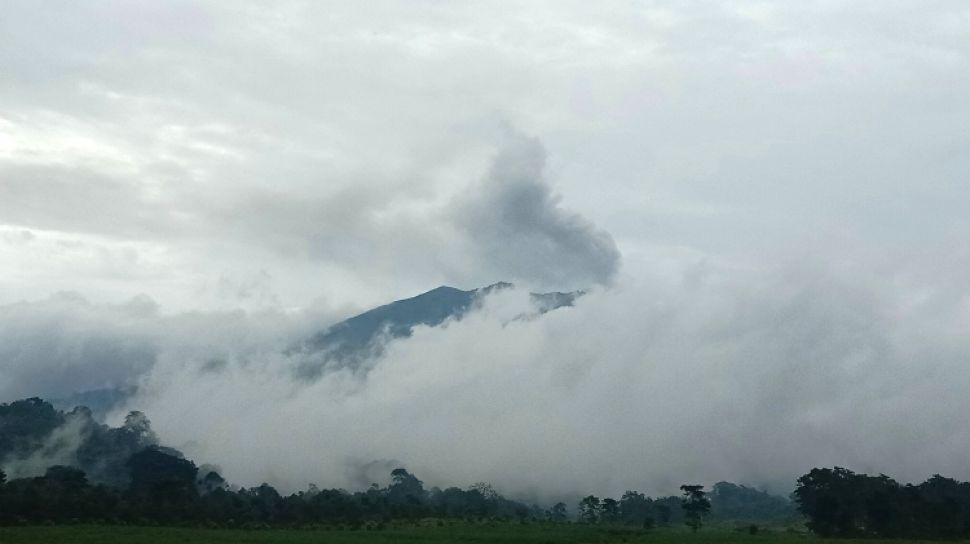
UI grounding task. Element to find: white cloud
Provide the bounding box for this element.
[1,1,967,308]
[91,261,970,500]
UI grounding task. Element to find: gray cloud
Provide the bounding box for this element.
[0,162,192,240]
[457,133,620,288]
[0,292,339,404]
[0,293,157,402]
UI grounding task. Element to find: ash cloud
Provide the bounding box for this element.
[457,134,621,289]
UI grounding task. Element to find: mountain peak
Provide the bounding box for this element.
[425,285,465,294]
[296,282,582,377]
[479,281,514,293]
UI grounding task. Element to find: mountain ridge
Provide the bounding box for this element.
[295,282,582,376]
[45,283,584,416]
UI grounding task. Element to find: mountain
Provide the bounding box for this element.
[46,283,583,416]
[294,282,581,376]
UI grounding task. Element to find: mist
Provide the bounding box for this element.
[0,291,338,404]
[3,253,964,502]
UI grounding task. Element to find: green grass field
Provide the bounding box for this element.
[0,523,950,544]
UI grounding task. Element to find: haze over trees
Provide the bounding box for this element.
[0,397,796,528]
[7,396,970,539]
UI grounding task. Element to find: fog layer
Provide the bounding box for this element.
[4,255,965,501]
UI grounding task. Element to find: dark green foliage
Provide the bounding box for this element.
[75,410,159,486]
[0,465,118,524]
[427,485,524,519]
[619,491,653,526]
[795,467,970,538]
[710,481,795,521]
[0,522,690,544]
[651,497,679,524]
[125,447,201,522]
[198,470,226,494]
[0,462,542,527]
[680,484,711,532]
[578,495,600,523]
[547,501,568,521]
[127,448,197,492]
[601,498,620,523]
[0,398,65,461]
[13,395,966,538]
[0,398,158,485]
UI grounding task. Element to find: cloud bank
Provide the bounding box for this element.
[0,291,335,404]
[5,254,970,503]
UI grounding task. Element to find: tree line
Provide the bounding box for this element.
[0,397,790,530]
[7,396,970,538]
[0,458,545,527]
[0,449,728,529]
[795,466,970,538]
[0,458,739,529]
[0,451,732,528]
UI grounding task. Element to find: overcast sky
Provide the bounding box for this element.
[3,1,967,311]
[3,1,970,498]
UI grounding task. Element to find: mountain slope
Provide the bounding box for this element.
[49,283,583,413]
[296,282,580,375]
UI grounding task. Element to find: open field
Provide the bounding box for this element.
[0,524,949,544]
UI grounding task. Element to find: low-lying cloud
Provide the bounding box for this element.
[5,256,969,503]
[0,293,157,402]
[0,291,335,404]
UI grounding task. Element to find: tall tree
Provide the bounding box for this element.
[548,501,568,522]
[794,467,867,537]
[680,484,711,532]
[579,495,601,523]
[388,468,426,503]
[601,497,620,523]
[619,490,654,525]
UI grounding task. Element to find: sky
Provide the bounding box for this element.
[3,1,970,500]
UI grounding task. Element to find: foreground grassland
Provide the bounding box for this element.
[0,523,950,544]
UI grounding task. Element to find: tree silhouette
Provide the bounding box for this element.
[601,497,620,523]
[548,501,568,521]
[579,495,601,523]
[680,484,711,532]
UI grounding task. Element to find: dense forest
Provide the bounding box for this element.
[9,397,970,538]
[795,467,970,538]
[0,398,791,528]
